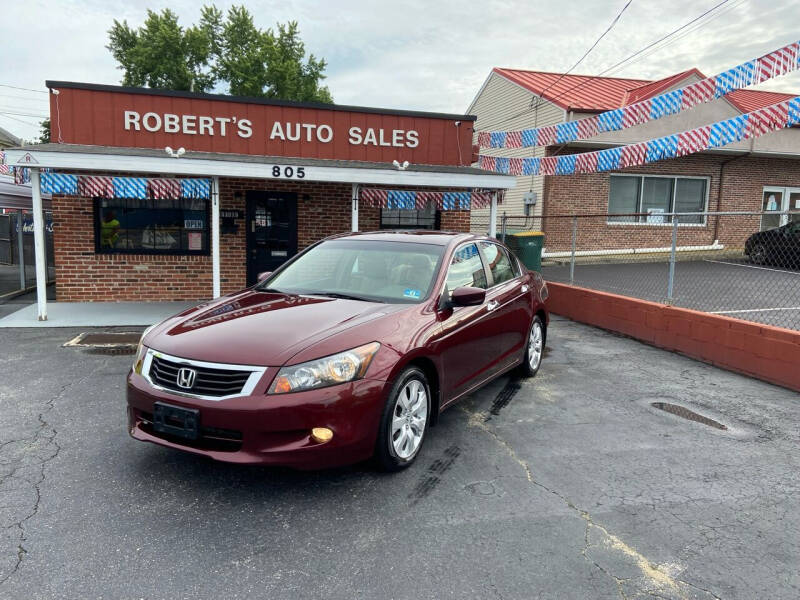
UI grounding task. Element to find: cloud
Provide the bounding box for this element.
[1,0,799,141]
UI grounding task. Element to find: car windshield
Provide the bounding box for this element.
[258,239,444,304]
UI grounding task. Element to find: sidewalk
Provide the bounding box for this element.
[0,300,198,327]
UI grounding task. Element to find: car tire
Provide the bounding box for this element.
[374,367,431,472]
[750,242,769,265]
[518,315,545,378]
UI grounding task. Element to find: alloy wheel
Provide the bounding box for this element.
[528,320,543,371]
[390,379,428,459]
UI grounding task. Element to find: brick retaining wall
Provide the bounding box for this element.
[545,281,800,392]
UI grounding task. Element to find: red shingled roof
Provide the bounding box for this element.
[494,67,796,114]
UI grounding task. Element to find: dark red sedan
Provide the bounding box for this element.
[127,231,548,470]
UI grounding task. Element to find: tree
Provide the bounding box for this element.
[39,119,50,144]
[106,6,332,102]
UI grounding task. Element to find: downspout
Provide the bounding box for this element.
[713,151,749,242]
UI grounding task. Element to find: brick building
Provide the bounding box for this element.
[3,82,512,314]
[468,67,800,251]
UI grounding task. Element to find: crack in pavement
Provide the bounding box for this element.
[460,403,723,600]
[0,357,110,587]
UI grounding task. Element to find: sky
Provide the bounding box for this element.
[1,0,799,142]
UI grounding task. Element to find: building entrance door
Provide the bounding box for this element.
[246,191,298,285]
[761,186,800,230]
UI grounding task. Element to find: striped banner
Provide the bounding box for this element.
[149,178,182,199]
[78,176,113,198]
[358,189,495,210]
[181,179,211,199]
[478,40,800,149]
[478,96,800,176]
[113,177,148,199]
[0,151,8,175]
[41,173,78,195]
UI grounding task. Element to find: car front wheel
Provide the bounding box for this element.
[749,242,769,265]
[375,367,431,471]
[518,315,545,378]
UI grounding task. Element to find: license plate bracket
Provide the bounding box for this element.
[153,402,200,440]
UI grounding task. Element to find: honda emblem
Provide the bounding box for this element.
[176,367,197,389]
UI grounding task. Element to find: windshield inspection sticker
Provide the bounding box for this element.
[403,289,422,299]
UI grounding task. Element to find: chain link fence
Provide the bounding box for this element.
[473,211,800,331]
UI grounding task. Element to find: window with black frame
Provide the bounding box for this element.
[380,202,440,230]
[94,197,210,255]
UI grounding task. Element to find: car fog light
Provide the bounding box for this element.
[311,427,333,444]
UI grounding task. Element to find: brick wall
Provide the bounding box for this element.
[439,210,471,232]
[53,177,468,301]
[547,282,800,392]
[540,152,800,252]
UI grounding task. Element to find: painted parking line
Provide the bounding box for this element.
[703,259,800,276]
[710,306,800,315]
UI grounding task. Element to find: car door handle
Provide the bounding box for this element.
[486,300,499,312]
[521,284,529,293]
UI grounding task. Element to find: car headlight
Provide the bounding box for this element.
[132,324,156,374]
[269,342,381,394]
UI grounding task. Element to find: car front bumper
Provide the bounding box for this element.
[126,372,389,469]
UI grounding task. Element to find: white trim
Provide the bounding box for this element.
[465,72,494,115]
[3,149,515,189]
[489,192,498,237]
[543,242,724,258]
[211,176,221,298]
[351,183,359,232]
[30,169,48,321]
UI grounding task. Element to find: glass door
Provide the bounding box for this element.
[788,188,800,225]
[760,187,784,231]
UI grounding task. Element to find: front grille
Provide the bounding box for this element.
[149,355,254,397]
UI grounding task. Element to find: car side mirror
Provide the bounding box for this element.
[257,271,272,282]
[451,286,486,307]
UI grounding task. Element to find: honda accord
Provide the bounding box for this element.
[127,231,548,470]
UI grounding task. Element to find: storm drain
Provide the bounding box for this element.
[63,332,142,355]
[651,402,727,430]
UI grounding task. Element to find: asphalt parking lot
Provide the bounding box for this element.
[1,317,799,599]
[543,257,800,330]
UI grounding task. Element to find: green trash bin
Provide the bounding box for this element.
[506,231,545,272]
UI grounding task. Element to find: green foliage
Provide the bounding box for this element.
[106,6,332,102]
[39,119,50,144]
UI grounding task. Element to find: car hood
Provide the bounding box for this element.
[145,289,409,366]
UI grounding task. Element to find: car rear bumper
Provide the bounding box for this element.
[126,372,389,469]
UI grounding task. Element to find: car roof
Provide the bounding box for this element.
[327,230,483,246]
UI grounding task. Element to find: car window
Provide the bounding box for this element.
[445,243,487,292]
[263,239,443,304]
[479,242,516,286]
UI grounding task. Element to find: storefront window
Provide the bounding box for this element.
[608,175,708,224]
[94,197,209,255]
[380,203,439,229]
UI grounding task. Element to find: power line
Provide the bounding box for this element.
[0,93,49,103]
[0,111,49,119]
[0,84,48,94]
[0,113,42,127]
[494,0,734,128]
[0,103,50,113]
[600,0,747,78]
[531,0,634,115]
[547,0,734,106]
